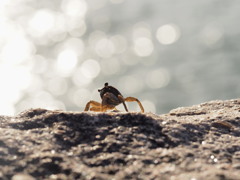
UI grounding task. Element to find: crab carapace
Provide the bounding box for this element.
[84,82,144,113]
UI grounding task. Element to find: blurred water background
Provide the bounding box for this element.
[0,0,240,115]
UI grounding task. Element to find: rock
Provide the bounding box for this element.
[0,99,240,180]
[11,173,35,180]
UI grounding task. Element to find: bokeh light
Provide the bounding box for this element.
[200,26,223,47]
[110,35,127,54]
[95,37,115,58]
[61,0,88,18]
[29,9,56,37]
[56,49,78,76]
[156,24,180,45]
[1,36,35,65]
[146,68,171,89]
[119,75,144,94]
[0,0,239,115]
[0,65,32,115]
[72,67,92,87]
[80,59,101,78]
[133,37,154,57]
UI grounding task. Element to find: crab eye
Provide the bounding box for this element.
[104,82,108,87]
[98,89,101,92]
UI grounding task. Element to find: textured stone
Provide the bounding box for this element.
[0,99,240,180]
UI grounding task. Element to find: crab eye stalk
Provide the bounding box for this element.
[104,82,108,87]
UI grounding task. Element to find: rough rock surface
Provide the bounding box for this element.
[0,99,240,180]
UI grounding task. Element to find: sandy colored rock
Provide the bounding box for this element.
[0,99,240,180]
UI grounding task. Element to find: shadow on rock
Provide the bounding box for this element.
[51,113,175,152]
[9,109,175,152]
[169,123,211,145]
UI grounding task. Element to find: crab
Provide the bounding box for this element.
[84,82,144,113]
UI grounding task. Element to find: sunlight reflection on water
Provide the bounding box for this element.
[133,37,154,57]
[0,0,239,115]
[156,24,180,45]
[29,9,56,37]
[61,0,88,18]
[57,49,78,75]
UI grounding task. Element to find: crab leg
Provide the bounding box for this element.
[118,95,129,112]
[84,101,101,111]
[124,97,144,113]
